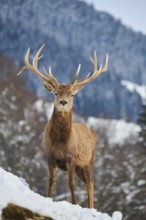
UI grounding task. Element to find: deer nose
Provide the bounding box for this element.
[60,100,68,106]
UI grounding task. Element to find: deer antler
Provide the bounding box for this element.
[71,51,108,90]
[17,45,59,89]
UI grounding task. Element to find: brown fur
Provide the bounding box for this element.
[49,108,72,142]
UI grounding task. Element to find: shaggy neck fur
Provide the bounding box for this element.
[50,107,72,142]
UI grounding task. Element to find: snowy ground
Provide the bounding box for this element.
[0,168,122,220]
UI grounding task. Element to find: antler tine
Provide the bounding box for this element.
[33,44,45,68]
[25,47,30,65]
[17,47,30,76]
[93,51,97,72]
[49,67,54,76]
[101,54,108,72]
[43,66,50,77]
[42,66,58,85]
[48,67,59,84]
[71,64,81,85]
[17,65,27,76]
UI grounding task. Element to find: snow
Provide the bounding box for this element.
[121,80,146,101]
[34,100,54,119]
[137,179,146,186]
[87,117,141,146]
[0,168,122,220]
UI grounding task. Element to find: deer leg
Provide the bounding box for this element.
[84,166,94,208]
[66,159,76,204]
[48,158,56,198]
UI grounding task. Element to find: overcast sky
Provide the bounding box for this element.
[82,0,146,35]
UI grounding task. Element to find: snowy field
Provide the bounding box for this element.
[0,168,122,220]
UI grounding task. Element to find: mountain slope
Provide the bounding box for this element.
[1,0,146,120]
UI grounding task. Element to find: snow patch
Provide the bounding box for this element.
[137,179,146,186]
[87,117,141,146]
[0,168,122,220]
[121,80,146,101]
[34,100,54,119]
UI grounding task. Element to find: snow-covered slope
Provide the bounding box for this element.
[0,168,122,220]
[87,117,141,146]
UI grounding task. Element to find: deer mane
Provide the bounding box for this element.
[49,107,72,142]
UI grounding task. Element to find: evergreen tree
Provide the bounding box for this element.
[137,101,146,146]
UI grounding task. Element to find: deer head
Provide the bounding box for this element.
[17,45,108,113]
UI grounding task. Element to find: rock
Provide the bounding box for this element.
[2,203,53,220]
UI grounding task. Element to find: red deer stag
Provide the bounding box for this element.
[18,45,108,208]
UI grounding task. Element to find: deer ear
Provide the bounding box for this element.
[71,84,85,95]
[43,81,57,94]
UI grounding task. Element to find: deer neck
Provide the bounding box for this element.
[50,107,72,142]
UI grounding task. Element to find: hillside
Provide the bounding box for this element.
[1,0,146,121]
